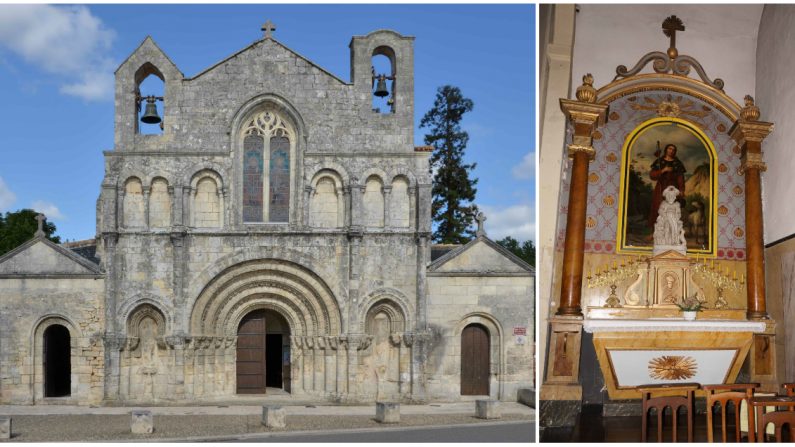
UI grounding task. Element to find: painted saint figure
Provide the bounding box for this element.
[648,143,686,229]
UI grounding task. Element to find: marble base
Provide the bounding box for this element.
[539,400,581,428]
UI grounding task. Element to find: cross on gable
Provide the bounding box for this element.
[35,213,46,237]
[662,15,685,50]
[261,19,276,39]
[476,211,487,237]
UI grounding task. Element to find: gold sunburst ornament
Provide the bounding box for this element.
[648,355,697,380]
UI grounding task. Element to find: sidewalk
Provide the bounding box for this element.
[0,402,535,442]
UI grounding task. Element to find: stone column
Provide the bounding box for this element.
[289,336,303,394]
[182,186,192,227]
[225,337,236,395]
[314,336,325,393]
[415,233,430,329]
[346,336,361,398]
[303,336,314,393]
[324,337,336,394]
[142,185,151,229]
[729,96,773,320]
[556,74,608,317]
[383,185,392,228]
[166,335,185,399]
[303,186,313,227]
[336,337,348,396]
[102,334,125,401]
[116,187,126,229]
[350,181,364,228]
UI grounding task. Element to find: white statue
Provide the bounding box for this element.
[653,185,687,255]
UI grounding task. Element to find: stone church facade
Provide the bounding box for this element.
[0,26,533,405]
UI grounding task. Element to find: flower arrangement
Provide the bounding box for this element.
[677,295,704,312]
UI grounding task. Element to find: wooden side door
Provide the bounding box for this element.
[461,324,490,396]
[236,311,267,394]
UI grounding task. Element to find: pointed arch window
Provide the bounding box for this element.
[242,111,295,223]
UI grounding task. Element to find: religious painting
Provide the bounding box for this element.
[616,117,717,255]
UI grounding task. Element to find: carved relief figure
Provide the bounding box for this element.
[661,271,680,304]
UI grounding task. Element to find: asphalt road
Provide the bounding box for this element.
[231,421,535,443]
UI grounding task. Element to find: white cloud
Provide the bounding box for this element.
[479,203,535,242]
[512,150,535,180]
[0,177,16,211]
[31,200,65,220]
[0,5,116,101]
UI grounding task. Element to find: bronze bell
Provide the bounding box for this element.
[374,75,389,98]
[140,97,161,124]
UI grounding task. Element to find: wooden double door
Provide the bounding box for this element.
[236,310,291,394]
[460,323,490,396]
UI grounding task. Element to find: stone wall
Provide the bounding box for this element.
[0,277,105,404]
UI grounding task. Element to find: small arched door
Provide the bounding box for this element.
[461,323,490,396]
[43,324,71,397]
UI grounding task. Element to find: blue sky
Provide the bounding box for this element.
[0,4,535,242]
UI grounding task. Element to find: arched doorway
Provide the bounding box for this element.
[236,309,291,394]
[461,323,490,396]
[43,324,71,397]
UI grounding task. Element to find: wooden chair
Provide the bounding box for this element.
[638,383,699,442]
[748,396,795,442]
[702,383,758,442]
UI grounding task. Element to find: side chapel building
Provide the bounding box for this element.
[0,24,534,405]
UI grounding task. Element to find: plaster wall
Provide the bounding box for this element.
[756,5,795,243]
[571,4,761,103]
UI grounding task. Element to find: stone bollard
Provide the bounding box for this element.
[375,402,400,423]
[262,405,286,428]
[0,417,10,439]
[475,400,501,419]
[131,410,154,434]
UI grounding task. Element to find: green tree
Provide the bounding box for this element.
[0,209,60,256]
[496,236,535,267]
[420,85,478,244]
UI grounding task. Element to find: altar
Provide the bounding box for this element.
[585,318,766,399]
[541,14,778,424]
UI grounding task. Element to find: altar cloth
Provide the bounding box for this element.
[583,319,766,333]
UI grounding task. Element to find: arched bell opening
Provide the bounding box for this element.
[43,324,71,398]
[236,309,292,394]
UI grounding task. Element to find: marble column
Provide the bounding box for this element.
[729,96,773,320]
[556,74,608,317]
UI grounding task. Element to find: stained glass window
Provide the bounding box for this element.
[243,134,264,222]
[269,136,290,222]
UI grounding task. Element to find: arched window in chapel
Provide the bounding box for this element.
[241,111,294,223]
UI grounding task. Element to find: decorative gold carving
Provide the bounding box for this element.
[572,135,592,146]
[630,94,709,121]
[576,73,598,103]
[740,95,761,122]
[597,75,740,122]
[741,151,767,173]
[567,143,596,160]
[614,16,724,91]
[648,355,697,380]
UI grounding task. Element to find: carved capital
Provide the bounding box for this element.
[327,336,339,350]
[741,152,767,173]
[729,121,774,147]
[103,334,127,351]
[402,332,415,347]
[567,144,596,161]
[559,99,608,127]
[389,332,402,347]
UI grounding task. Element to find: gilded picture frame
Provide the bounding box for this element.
[616,117,718,256]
